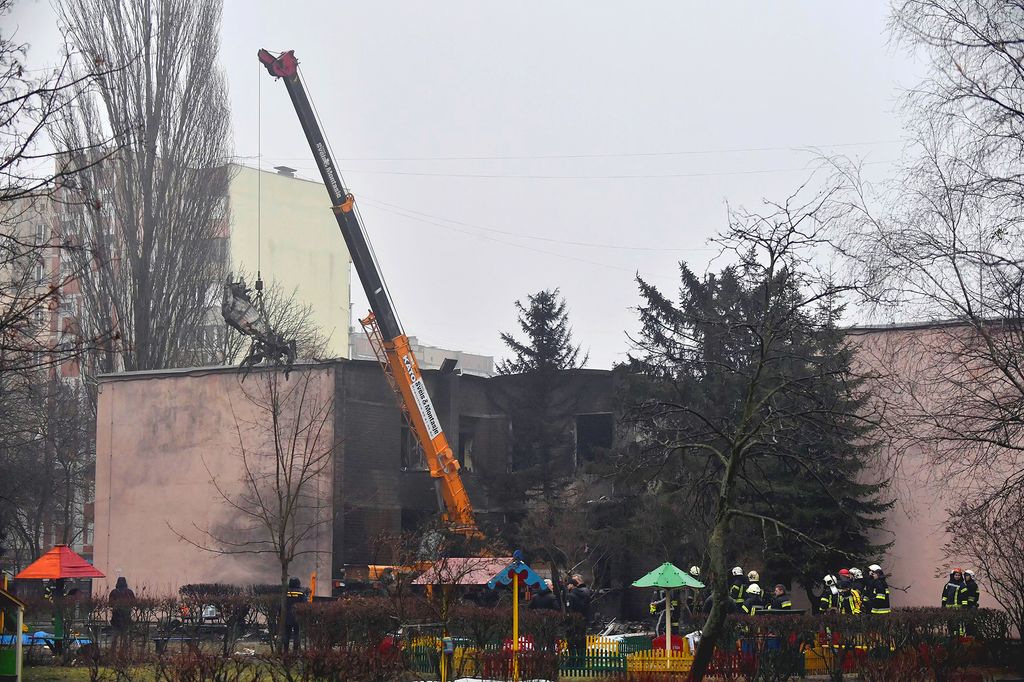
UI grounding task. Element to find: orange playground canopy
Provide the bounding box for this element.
[15,545,104,580]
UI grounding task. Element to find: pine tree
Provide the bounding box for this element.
[494,289,590,595]
[619,195,890,679]
[497,289,587,375]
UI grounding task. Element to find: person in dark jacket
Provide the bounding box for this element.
[866,564,891,614]
[565,575,591,656]
[529,580,560,611]
[962,570,980,608]
[729,567,746,608]
[109,577,136,653]
[837,570,860,614]
[819,574,841,613]
[742,584,766,614]
[941,569,967,609]
[768,584,792,610]
[284,577,305,651]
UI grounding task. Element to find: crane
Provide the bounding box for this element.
[257,49,479,537]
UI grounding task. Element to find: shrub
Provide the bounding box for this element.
[296,597,398,650]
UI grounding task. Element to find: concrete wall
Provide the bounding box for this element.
[93,364,335,597]
[850,325,976,609]
[228,165,351,359]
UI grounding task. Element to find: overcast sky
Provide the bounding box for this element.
[10,1,926,369]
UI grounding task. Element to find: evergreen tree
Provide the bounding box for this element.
[494,289,591,597]
[497,289,587,375]
[747,296,892,604]
[496,289,587,473]
[619,196,890,679]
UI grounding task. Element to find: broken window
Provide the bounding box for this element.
[400,424,428,471]
[575,413,614,466]
[458,416,478,473]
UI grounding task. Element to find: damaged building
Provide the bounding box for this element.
[91,359,615,595]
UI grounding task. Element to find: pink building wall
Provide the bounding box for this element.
[91,326,993,611]
[93,364,335,597]
[851,325,984,610]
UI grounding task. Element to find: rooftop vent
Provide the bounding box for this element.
[273,165,297,178]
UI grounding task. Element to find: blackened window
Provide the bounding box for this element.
[575,413,613,465]
[400,424,427,471]
[458,416,478,473]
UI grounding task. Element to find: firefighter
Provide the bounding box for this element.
[963,570,980,608]
[866,564,891,614]
[284,577,305,651]
[649,589,679,635]
[742,583,766,615]
[768,584,792,610]
[685,566,704,615]
[729,567,746,608]
[819,574,841,613]
[837,569,860,614]
[849,568,865,612]
[941,568,967,609]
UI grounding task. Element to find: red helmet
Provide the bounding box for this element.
[838,569,851,577]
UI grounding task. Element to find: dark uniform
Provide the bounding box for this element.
[819,588,841,613]
[729,576,746,608]
[742,592,765,615]
[963,575,979,608]
[941,572,967,609]
[768,588,792,610]
[284,578,305,651]
[868,575,891,614]
[838,578,860,614]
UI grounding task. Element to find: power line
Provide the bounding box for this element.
[235,139,901,163]
[358,201,680,282]
[357,196,715,253]
[308,159,896,180]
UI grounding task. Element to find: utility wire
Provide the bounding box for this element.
[234,139,901,163]
[332,159,895,180]
[357,195,715,253]
[239,157,895,181]
[359,201,679,283]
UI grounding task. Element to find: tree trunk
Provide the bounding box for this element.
[277,564,289,655]
[690,514,731,680]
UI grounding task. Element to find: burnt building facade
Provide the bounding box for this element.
[92,359,615,595]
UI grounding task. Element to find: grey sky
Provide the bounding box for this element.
[10,1,925,368]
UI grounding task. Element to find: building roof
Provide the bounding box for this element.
[412,557,515,586]
[97,359,345,383]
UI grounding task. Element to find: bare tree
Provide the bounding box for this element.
[945,492,1024,636]
[623,187,888,680]
[52,0,232,373]
[175,367,336,654]
[0,0,120,375]
[831,0,1024,514]
[0,378,93,569]
[0,0,119,570]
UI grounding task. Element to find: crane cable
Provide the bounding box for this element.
[255,61,266,312]
[299,63,405,334]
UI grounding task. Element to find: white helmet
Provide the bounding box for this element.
[849,568,863,580]
[964,569,975,578]
[689,565,701,577]
[747,570,759,582]
[868,564,882,573]
[746,583,762,595]
[732,566,743,577]
[823,574,837,586]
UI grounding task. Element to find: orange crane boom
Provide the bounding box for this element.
[258,49,478,536]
